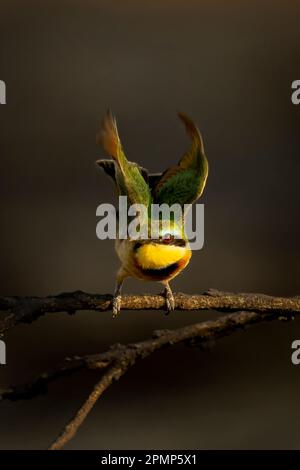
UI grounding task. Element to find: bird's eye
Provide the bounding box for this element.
[162,234,174,244]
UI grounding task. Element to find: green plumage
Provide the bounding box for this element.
[96,111,208,212]
[96,110,151,208]
[153,156,208,207]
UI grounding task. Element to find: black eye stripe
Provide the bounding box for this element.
[134,239,186,250]
[133,241,143,251]
[172,239,186,247]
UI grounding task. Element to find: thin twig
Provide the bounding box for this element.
[0,307,293,402]
[0,289,299,335]
[48,308,291,450]
[0,289,299,449]
[49,362,125,450]
[0,307,291,448]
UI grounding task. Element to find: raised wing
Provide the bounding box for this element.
[96,110,151,207]
[96,159,162,191]
[152,113,208,208]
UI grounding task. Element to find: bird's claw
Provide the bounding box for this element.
[164,288,175,315]
[112,295,121,318]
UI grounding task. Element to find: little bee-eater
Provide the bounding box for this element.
[96,111,208,317]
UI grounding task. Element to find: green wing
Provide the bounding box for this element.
[152,113,208,208]
[96,159,162,190]
[96,110,151,208]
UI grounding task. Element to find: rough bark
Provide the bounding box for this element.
[1,288,299,449]
[0,288,299,335]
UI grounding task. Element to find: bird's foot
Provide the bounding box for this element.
[112,294,122,319]
[163,285,175,315]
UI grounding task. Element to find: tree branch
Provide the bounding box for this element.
[0,304,296,449]
[0,289,299,335]
[49,362,125,450]
[1,289,299,449]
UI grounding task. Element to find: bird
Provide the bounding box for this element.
[96,110,208,318]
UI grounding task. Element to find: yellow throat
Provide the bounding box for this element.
[135,242,190,270]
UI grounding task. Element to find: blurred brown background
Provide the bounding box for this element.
[0,0,300,449]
